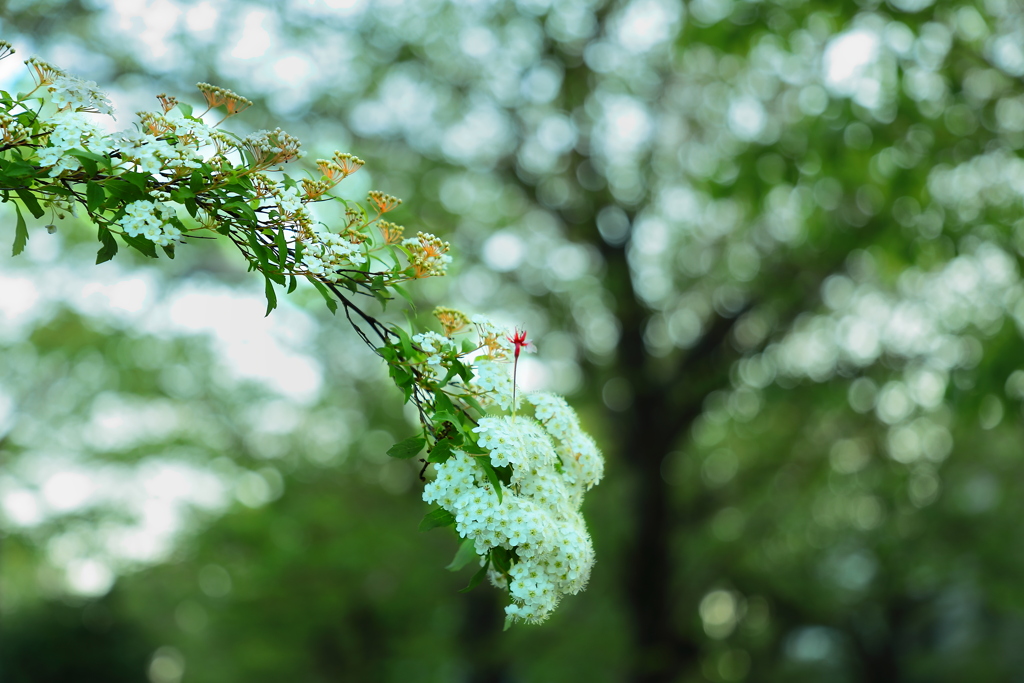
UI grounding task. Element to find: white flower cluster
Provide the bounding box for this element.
[422,356,603,623]
[163,115,215,165]
[116,199,181,246]
[412,331,457,375]
[526,393,604,503]
[299,226,367,280]
[115,115,212,173]
[472,358,515,411]
[47,73,115,116]
[273,182,303,216]
[36,105,218,178]
[114,130,178,173]
[36,110,113,177]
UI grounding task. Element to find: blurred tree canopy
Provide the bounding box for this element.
[4,0,1024,681]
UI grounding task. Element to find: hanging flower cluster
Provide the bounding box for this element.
[388,312,604,626]
[423,396,602,623]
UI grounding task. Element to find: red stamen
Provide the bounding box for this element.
[507,328,534,416]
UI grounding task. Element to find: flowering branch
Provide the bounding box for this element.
[1,42,603,626]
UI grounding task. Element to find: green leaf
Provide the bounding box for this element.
[246,231,271,271]
[11,202,27,256]
[446,538,478,572]
[161,243,175,259]
[309,278,338,314]
[104,179,145,201]
[66,149,99,176]
[121,232,157,258]
[418,508,455,532]
[460,560,490,594]
[14,188,44,219]
[122,172,149,191]
[431,411,462,431]
[392,282,416,308]
[264,276,277,316]
[287,274,297,294]
[434,391,455,415]
[96,225,118,264]
[438,363,462,388]
[275,226,288,267]
[388,363,414,391]
[177,102,194,118]
[171,186,194,202]
[4,160,37,178]
[223,200,258,223]
[372,286,389,310]
[478,457,503,504]
[45,185,73,197]
[427,439,453,463]
[387,435,425,460]
[189,171,205,193]
[491,546,512,574]
[462,394,487,417]
[67,148,106,163]
[392,324,414,358]
[86,181,105,214]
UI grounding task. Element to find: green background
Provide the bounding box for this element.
[3,0,1024,681]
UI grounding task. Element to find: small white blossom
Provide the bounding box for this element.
[299,226,367,281]
[36,110,113,177]
[116,199,180,247]
[275,184,303,215]
[48,73,115,116]
[412,331,458,380]
[471,357,514,411]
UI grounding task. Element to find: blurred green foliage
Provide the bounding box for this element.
[4,0,1024,681]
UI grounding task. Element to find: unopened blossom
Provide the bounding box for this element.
[403,231,451,278]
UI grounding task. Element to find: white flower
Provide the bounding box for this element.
[275,184,303,215]
[298,226,367,281]
[48,73,115,116]
[412,331,456,374]
[35,110,112,176]
[116,199,180,246]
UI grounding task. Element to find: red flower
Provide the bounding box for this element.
[507,328,534,416]
[508,328,535,360]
